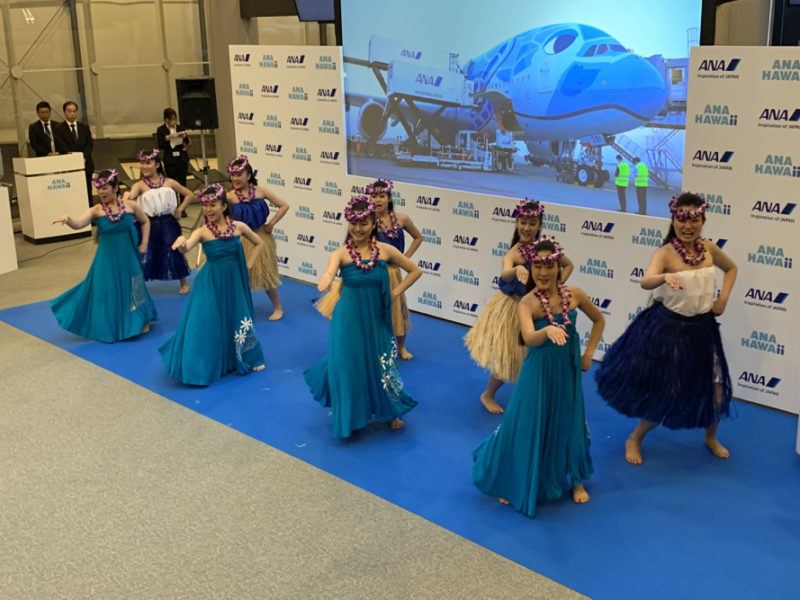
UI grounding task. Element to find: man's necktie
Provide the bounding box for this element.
[44,122,54,152]
[70,123,78,142]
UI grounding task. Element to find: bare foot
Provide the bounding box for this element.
[141,323,150,334]
[178,284,190,295]
[572,483,590,504]
[268,308,284,321]
[389,417,405,430]
[705,437,730,459]
[480,392,504,414]
[498,498,510,505]
[252,364,265,372]
[625,436,644,465]
[399,348,413,360]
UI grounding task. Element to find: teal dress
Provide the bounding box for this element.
[472,310,593,518]
[304,260,416,438]
[51,214,157,342]
[159,237,264,386]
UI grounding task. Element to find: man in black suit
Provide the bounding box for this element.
[28,101,59,157]
[54,100,94,205]
[156,107,191,187]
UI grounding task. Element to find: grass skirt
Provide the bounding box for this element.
[464,291,525,383]
[315,278,342,319]
[595,302,732,430]
[243,228,281,291]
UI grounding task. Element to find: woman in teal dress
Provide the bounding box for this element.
[159,184,265,386]
[472,238,604,518]
[305,195,421,438]
[51,169,157,342]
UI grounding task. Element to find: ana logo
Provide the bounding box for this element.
[263,143,283,156]
[744,288,788,312]
[322,210,343,224]
[292,147,311,162]
[235,82,253,97]
[631,227,663,247]
[698,58,741,72]
[296,233,315,247]
[747,245,792,268]
[452,234,479,250]
[738,371,781,391]
[262,114,281,128]
[762,58,800,81]
[741,330,785,355]
[48,177,70,190]
[287,54,306,66]
[700,193,731,216]
[492,206,515,222]
[758,108,800,130]
[276,255,289,265]
[415,73,443,87]
[233,53,251,65]
[417,260,441,274]
[321,180,341,196]
[695,104,737,126]
[715,238,728,249]
[351,185,366,195]
[293,176,312,188]
[317,88,337,99]
[691,150,735,170]
[754,154,799,177]
[492,241,510,257]
[288,86,308,101]
[239,140,256,154]
[580,220,615,239]
[259,54,278,69]
[418,291,442,309]
[542,213,566,233]
[401,49,423,60]
[295,205,314,220]
[629,266,645,283]
[579,258,614,278]
[324,240,341,252]
[750,200,796,224]
[453,300,479,313]
[289,117,309,130]
[237,112,254,123]
[453,200,479,219]
[261,84,279,96]
[272,227,288,242]
[298,260,317,277]
[315,55,336,70]
[453,267,479,286]
[590,297,612,316]
[319,150,340,163]
[421,228,442,245]
[416,195,441,212]
[318,119,340,135]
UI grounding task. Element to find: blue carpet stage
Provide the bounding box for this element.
[3,278,799,600]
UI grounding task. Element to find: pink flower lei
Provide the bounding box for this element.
[198,183,225,205]
[377,210,400,238]
[670,237,706,266]
[528,236,564,266]
[227,155,250,175]
[92,169,118,190]
[235,183,257,204]
[137,148,160,163]
[534,282,573,331]
[99,194,126,223]
[344,195,376,223]
[142,173,165,190]
[515,198,545,220]
[669,198,708,221]
[345,236,380,271]
[205,214,236,240]
[365,179,393,195]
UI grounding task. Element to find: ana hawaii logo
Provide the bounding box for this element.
[266,171,285,187]
[272,227,288,243]
[315,55,336,70]
[262,114,281,128]
[750,199,796,224]
[695,104,737,126]
[391,190,406,207]
[418,291,442,309]
[747,244,792,268]
[453,267,479,286]
[762,58,800,81]
[691,150,734,170]
[631,227,663,247]
[47,177,70,191]
[288,86,308,101]
[699,193,731,216]
[737,371,781,396]
[743,288,788,312]
[318,119,340,134]
[758,107,800,130]
[754,154,800,178]
[235,82,253,97]
[421,228,442,245]
[295,205,314,220]
[259,53,278,69]
[579,258,614,278]
[298,260,317,277]
[580,220,615,239]
[492,241,510,257]
[581,332,609,352]
[324,239,341,252]
[697,58,740,79]
[741,330,785,355]
[542,213,566,233]
[453,200,479,218]
[292,147,311,162]
[239,140,256,154]
[627,304,647,322]
[320,180,341,196]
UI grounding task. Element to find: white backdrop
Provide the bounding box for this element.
[230,44,798,416]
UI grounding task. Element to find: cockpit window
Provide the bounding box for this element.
[596,44,608,55]
[584,46,596,57]
[543,30,577,55]
[610,44,627,52]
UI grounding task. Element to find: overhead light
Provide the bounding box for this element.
[22,8,35,24]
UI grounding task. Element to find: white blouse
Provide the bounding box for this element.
[652,266,715,317]
[138,187,178,217]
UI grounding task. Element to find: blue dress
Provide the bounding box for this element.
[230,198,269,231]
[378,226,411,335]
[159,237,264,386]
[472,310,593,518]
[51,214,157,342]
[304,260,417,438]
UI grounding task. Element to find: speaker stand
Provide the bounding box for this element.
[191,129,212,267]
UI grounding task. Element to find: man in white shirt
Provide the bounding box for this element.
[28,101,59,157]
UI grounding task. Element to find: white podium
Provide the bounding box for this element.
[13,153,91,243]
[0,186,17,274]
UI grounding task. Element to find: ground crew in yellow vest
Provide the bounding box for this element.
[633,156,648,215]
[614,155,629,212]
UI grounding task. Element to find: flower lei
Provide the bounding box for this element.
[198,183,225,205]
[137,149,160,163]
[377,210,400,238]
[670,237,706,266]
[517,239,538,264]
[534,282,573,331]
[227,155,250,175]
[92,169,118,190]
[142,173,165,190]
[345,236,380,271]
[344,195,376,222]
[365,179,393,195]
[99,194,126,223]
[669,198,708,221]
[205,214,236,240]
[529,236,564,265]
[235,183,257,204]
[515,198,545,219]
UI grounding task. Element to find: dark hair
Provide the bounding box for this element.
[510,201,542,246]
[163,108,177,120]
[344,200,378,242]
[370,179,393,212]
[663,192,706,245]
[36,101,51,112]
[230,156,258,185]
[523,239,562,295]
[63,101,78,112]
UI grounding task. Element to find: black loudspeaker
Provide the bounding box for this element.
[176,77,219,130]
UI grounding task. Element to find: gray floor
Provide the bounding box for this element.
[0,221,589,600]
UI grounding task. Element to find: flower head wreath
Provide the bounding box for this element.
[365,179,393,195]
[669,197,708,221]
[344,195,376,222]
[227,155,250,175]
[92,169,118,189]
[198,183,226,205]
[515,198,545,220]
[529,236,565,266]
[137,148,160,163]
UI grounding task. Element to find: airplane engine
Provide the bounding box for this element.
[357,100,388,141]
[524,141,559,166]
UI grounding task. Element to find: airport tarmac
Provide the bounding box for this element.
[348,156,679,219]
